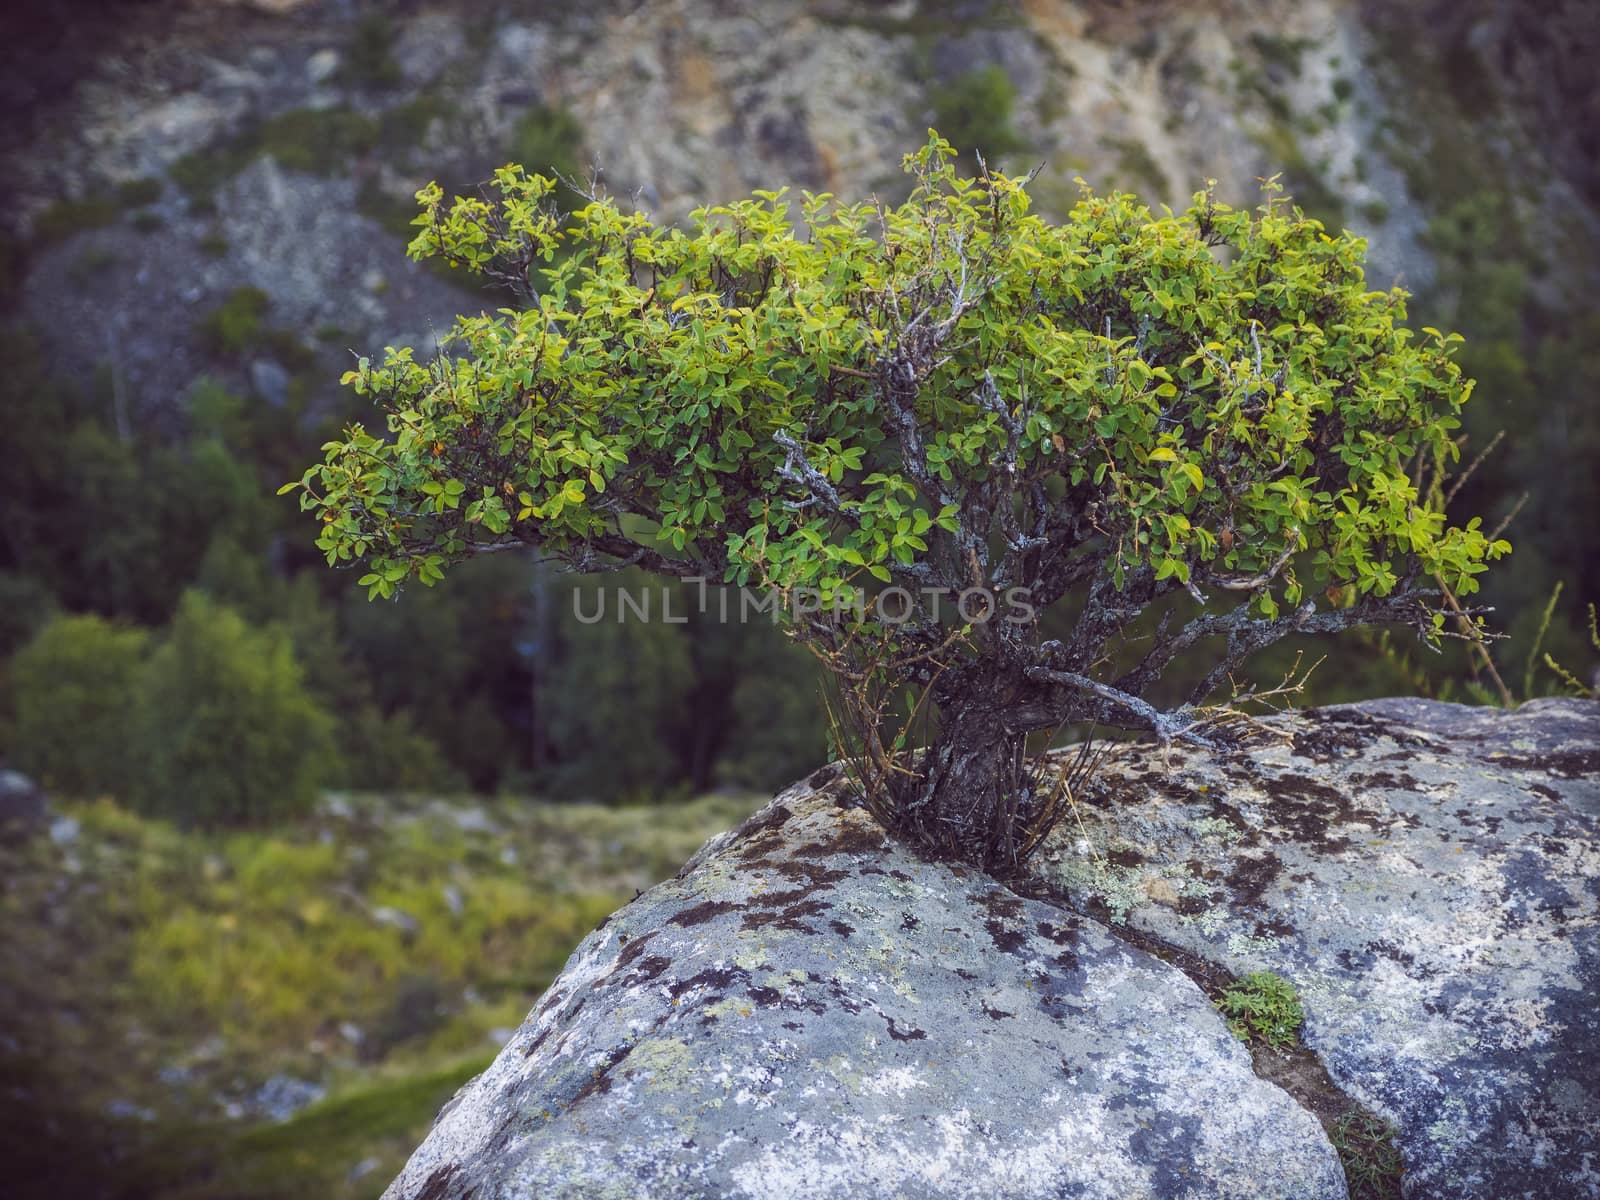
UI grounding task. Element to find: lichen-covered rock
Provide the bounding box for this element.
[1026,697,1600,1200]
[383,773,1344,1200]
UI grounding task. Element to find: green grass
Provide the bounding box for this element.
[1329,1109,1404,1198]
[0,788,762,1198]
[1218,970,1305,1049]
[152,1054,492,1200]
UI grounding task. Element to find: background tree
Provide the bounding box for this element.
[292,135,1506,870]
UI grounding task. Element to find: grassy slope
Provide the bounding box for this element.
[0,790,763,1199]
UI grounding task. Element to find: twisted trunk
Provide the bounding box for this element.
[896,679,1033,873]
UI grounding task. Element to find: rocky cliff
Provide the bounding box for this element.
[5,0,1596,423]
[381,697,1600,1199]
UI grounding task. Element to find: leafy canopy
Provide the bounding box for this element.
[291,135,1504,641]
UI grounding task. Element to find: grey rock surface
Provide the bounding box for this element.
[1026,697,1600,1200]
[383,773,1344,1200]
[0,770,50,833]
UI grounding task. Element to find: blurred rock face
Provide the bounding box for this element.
[8,0,1595,425]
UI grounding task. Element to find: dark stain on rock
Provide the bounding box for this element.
[901,911,921,932]
[985,919,1028,955]
[1226,851,1284,908]
[416,1163,461,1200]
[976,889,1025,920]
[1107,846,1144,868]
[1529,783,1561,800]
[828,918,855,936]
[884,1016,927,1041]
[770,860,851,887]
[570,1041,634,1106]
[808,764,841,789]
[670,899,740,927]
[747,985,783,1007]
[1037,919,1079,946]
[669,966,742,1000]
[616,931,658,968]
[982,1001,1015,1020]
[1260,774,1366,852]
[741,898,832,933]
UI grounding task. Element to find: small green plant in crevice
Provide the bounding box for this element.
[1218,970,1304,1049]
[1329,1108,1404,1199]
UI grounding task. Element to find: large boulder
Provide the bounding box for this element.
[383,697,1599,1200]
[1025,697,1600,1199]
[383,772,1344,1199]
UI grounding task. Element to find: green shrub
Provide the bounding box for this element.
[295,137,1505,868]
[343,14,402,88]
[129,592,338,826]
[116,177,163,207]
[506,104,584,184]
[8,614,149,797]
[1219,970,1304,1049]
[930,66,1027,171]
[198,286,271,357]
[32,196,119,246]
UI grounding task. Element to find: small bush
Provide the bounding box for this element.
[198,286,271,357]
[32,196,119,247]
[1219,970,1304,1049]
[506,104,584,184]
[116,178,163,207]
[8,613,149,797]
[0,571,59,658]
[129,591,339,827]
[930,66,1027,171]
[343,14,402,88]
